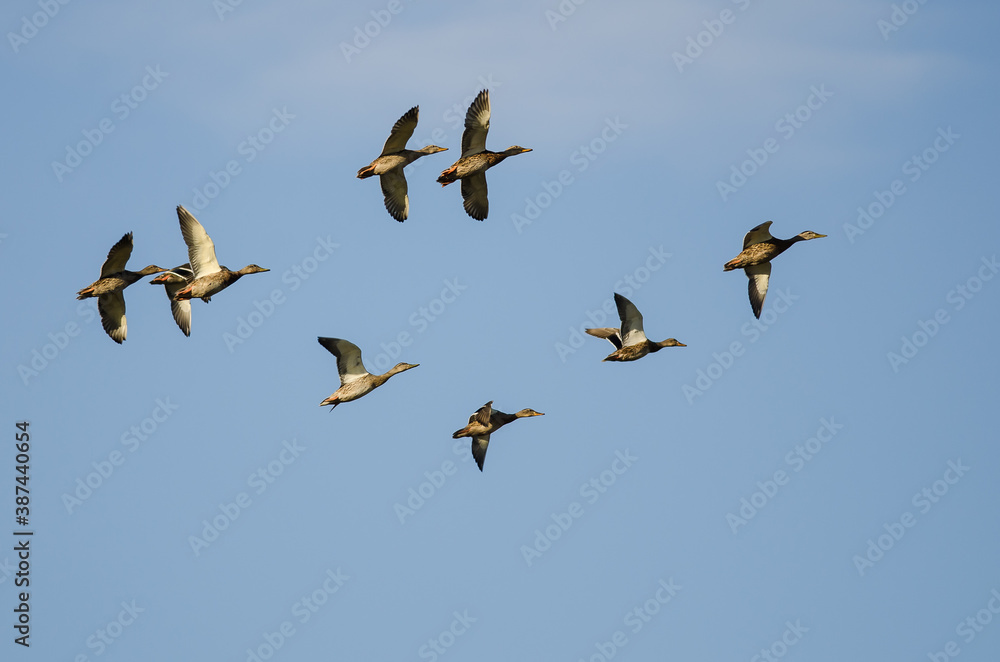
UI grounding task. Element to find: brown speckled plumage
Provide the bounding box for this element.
[76,232,165,344]
[452,401,544,471]
[357,106,448,222]
[436,89,531,220]
[724,221,826,318]
[585,293,686,362]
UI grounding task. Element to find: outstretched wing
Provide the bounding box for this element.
[471,434,491,471]
[614,293,647,347]
[318,337,369,384]
[177,206,221,280]
[100,232,134,277]
[461,90,490,158]
[98,292,127,344]
[380,170,409,222]
[460,173,489,220]
[381,106,418,155]
[746,263,771,319]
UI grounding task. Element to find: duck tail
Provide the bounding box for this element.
[436,167,458,186]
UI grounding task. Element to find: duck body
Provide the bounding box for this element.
[76,232,165,343]
[358,106,447,221]
[436,149,526,184]
[171,206,269,303]
[452,401,544,471]
[358,148,446,179]
[436,90,531,220]
[317,337,418,408]
[173,265,268,302]
[723,221,826,318]
[585,293,685,362]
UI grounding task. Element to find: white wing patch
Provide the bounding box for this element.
[615,293,648,346]
[746,262,771,319]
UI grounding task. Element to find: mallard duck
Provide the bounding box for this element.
[172,206,269,302]
[585,293,686,362]
[436,90,531,220]
[318,337,418,409]
[357,106,447,222]
[149,264,194,336]
[76,232,165,344]
[452,401,544,471]
[723,221,826,318]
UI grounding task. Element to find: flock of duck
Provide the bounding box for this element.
[74,89,826,471]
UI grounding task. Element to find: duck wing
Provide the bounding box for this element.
[614,293,647,346]
[177,206,221,280]
[746,262,771,319]
[159,265,193,336]
[380,170,409,222]
[318,337,369,384]
[98,291,127,344]
[585,327,623,349]
[381,106,418,155]
[100,232,134,277]
[471,434,491,471]
[743,221,774,249]
[461,90,490,158]
[460,173,489,221]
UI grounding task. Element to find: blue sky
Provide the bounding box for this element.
[3,1,1000,660]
